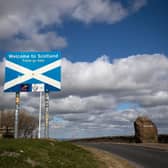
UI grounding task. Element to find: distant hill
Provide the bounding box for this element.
[70,134,168,143]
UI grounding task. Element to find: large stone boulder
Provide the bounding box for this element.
[134,116,158,143]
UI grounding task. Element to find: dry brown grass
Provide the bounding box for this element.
[80,146,136,168]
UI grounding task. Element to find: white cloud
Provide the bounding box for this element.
[137,91,168,107]
[49,94,116,114]
[62,54,168,97]
[0,0,147,50]
[1,53,168,138]
[3,32,67,51]
[131,0,147,12]
[72,0,128,23]
[72,0,147,24]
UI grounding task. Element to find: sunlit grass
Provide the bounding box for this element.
[0,139,99,168]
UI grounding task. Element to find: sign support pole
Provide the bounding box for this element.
[44,92,49,138]
[15,92,20,139]
[38,92,42,139]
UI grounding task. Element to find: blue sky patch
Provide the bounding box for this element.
[116,102,140,112]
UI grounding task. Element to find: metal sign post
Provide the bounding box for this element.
[15,92,20,139]
[44,92,49,138]
[38,92,42,139]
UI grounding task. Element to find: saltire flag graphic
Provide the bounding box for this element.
[4,51,61,92]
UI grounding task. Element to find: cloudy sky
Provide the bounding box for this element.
[0,0,168,139]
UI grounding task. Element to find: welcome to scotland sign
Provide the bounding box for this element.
[4,52,61,92]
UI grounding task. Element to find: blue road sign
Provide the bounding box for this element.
[4,51,61,92]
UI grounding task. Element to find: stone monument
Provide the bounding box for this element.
[134,116,158,143]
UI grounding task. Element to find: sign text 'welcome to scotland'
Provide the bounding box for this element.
[4,52,61,92]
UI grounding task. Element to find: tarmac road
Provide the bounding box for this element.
[81,143,168,168]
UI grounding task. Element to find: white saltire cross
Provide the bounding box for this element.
[4,59,61,91]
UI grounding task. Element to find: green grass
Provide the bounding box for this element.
[0,139,99,168]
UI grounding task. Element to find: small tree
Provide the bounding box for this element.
[18,111,38,138]
[0,110,38,138]
[0,110,14,137]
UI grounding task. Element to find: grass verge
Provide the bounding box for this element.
[0,139,99,168]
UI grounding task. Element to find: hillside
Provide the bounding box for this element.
[0,139,99,168]
[70,135,168,143]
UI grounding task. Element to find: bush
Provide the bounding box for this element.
[0,110,38,138]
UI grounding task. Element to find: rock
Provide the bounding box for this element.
[134,116,158,143]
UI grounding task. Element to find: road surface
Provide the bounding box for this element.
[80,143,168,168]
